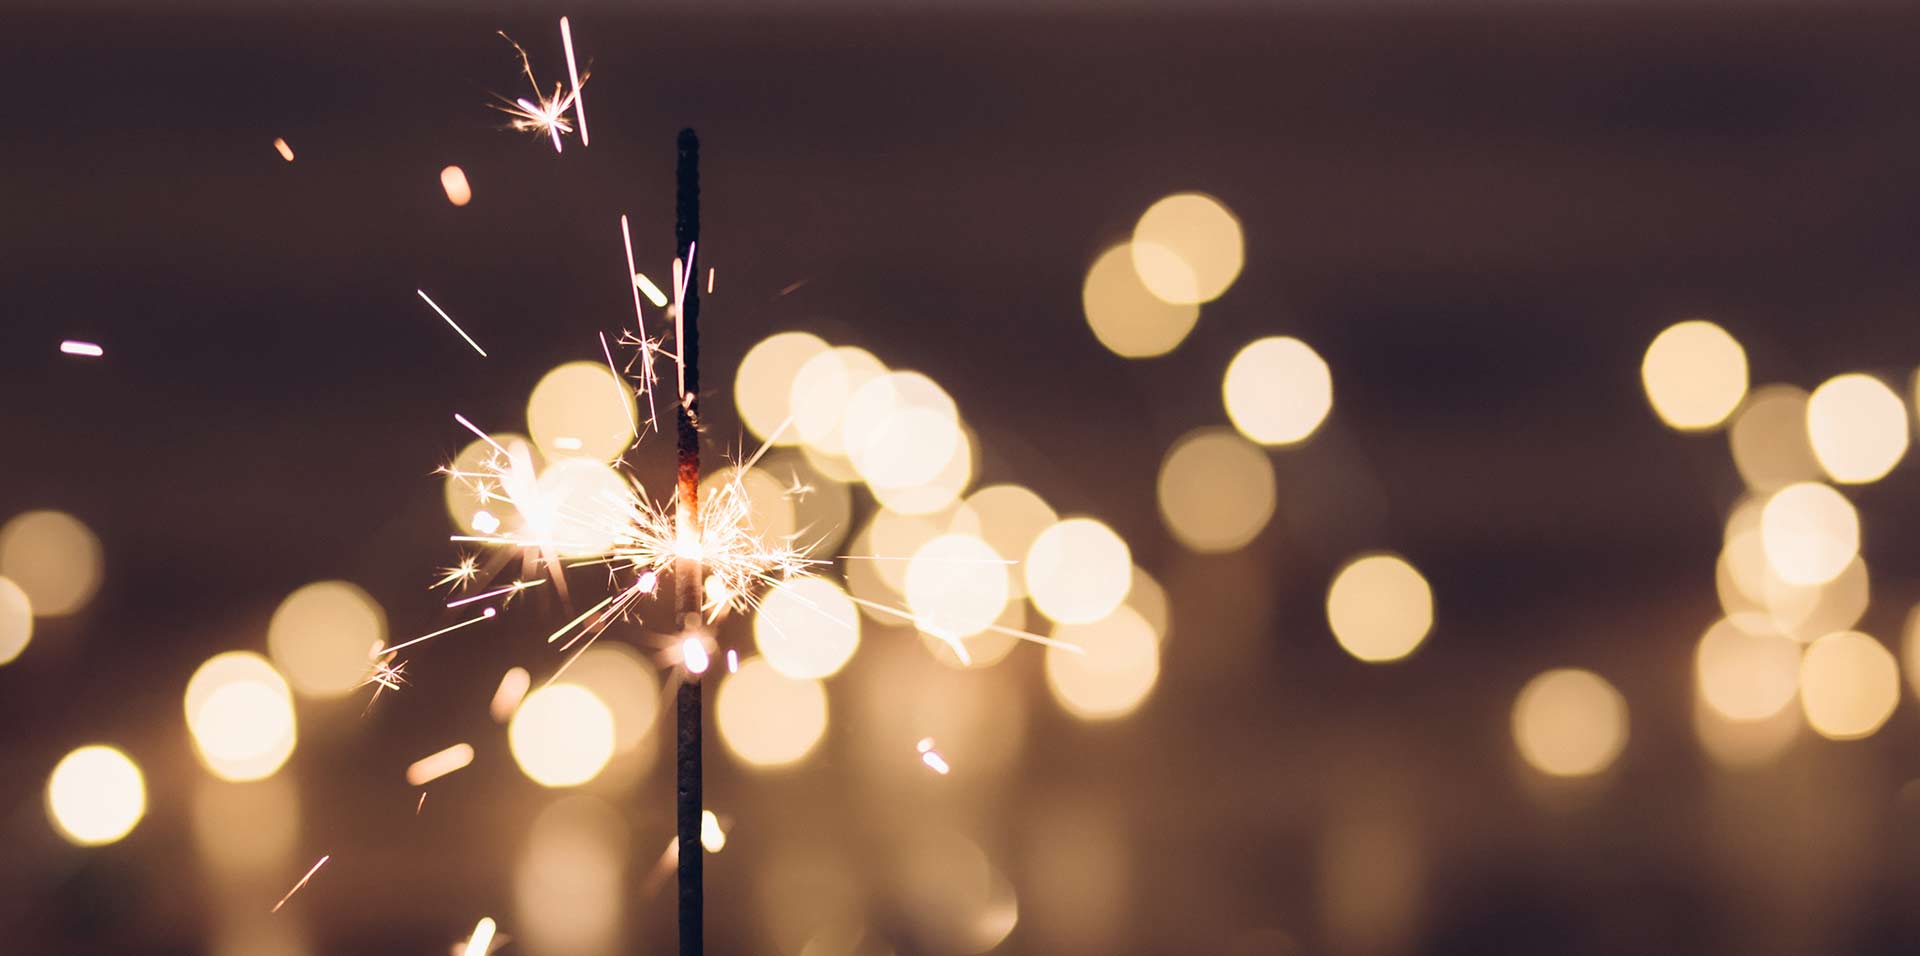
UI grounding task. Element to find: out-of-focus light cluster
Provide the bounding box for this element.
[1223,336,1332,446]
[1325,554,1433,664]
[1641,319,1747,431]
[267,580,387,699]
[46,744,146,846]
[185,651,299,782]
[1511,668,1628,777]
[508,683,616,787]
[1806,372,1908,484]
[1156,427,1276,552]
[717,656,828,768]
[1081,192,1242,358]
[0,509,103,619]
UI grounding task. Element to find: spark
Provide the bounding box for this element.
[462,917,499,956]
[917,737,951,775]
[493,32,584,153]
[453,414,508,455]
[707,267,715,295]
[776,278,810,298]
[725,648,738,673]
[417,290,488,357]
[490,667,531,722]
[273,137,294,162]
[433,555,482,591]
[59,340,103,357]
[601,331,640,439]
[360,648,408,714]
[681,636,710,675]
[782,471,814,501]
[446,578,545,609]
[271,855,330,913]
[619,216,661,431]
[382,608,496,656]
[559,17,588,146]
[633,272,670,308]
[471,510,501,534]
[406,743,476,786]
[701,810,727,852]
[417,792,428,814]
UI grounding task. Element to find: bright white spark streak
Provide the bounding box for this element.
[453,414,508,455]
[417,290,488,357]
[559,17,587,146]
[59,340,103,357]
[922,750,951,774]
[619,215,659,429]
[405,743,475,786]
[271,855,330,913]
[682,636,710,675]
[633,272,670,308]
[546,595,614,644]
[446,579,545,608]
[707,267,715,295]
[700,810,726,852]
[672,242,696,398]
[382,608,496,656]
[463,917,498,956]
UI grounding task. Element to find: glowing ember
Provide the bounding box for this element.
[490,667,531,722]
[405,743,476,786]
[270,854,330,913]
[461,916,498,956]
[272,137,294,162]
[59,340,103,357]
[916,737,951,775]
[682,636,710,675]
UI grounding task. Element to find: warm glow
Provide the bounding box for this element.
[526,361,636,462]
[701,810,726,852]
[736,331,831,444]
[869,419,975,516]
[1728,385,1820,491]
[1128,566,1172,644]
[716,657,828,768]
[1045,606,1160,720]
[964,484,1056,598]
[1799,630,1898,740]
[0,509,103,617]
[267,580,387,699]
[1806,372,1908,484]
[1694,617,1800,721]
[1326,554,1433,663]
[462,917,497,956]
[1081,244,1200,357]
[564,645,660,753]
[531,458,628,556]
[185,651,297,782]
[755,576,861,680]
[1156,427,1275,552]
[443,432,535,534]
[906,534,1010,643]
[406,743,475,786]
[1131,192,1244,304]
[0,576,30,665]
[1222,336,1332,446]
[509,684,616,787]
[46,744,145,846]
[1025,518,1132,625]
[1511,669,1627,777]
[440,165,473,206]
[272,137,294,161]
[1759,482,1858,587]
[516,795,625,955]
[1640,319,1747,431]
[845,372,965,493]
[791,346,886,457]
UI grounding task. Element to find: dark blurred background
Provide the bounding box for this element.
[8,2,1920,954]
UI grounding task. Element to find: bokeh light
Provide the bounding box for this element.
[963,484,1055,598]
[736,331,830,444]
[894,829,1020,953]
[1326,554,1434,663]
[1025,517,1132,624]
[1045,605,1160,720]
[1693,617,1800,721]
[1128,565,1172,644]
[906,534,1009,643]
[1131,192,1244,304]
[701,466,798,546]
[1156,427,1276,552]
[0,509,103,617]
[185,651,297,782]
[442,432,535,534]
[869,420,975,516]
[266,580,386,699]
[1759,481,1858,586]
[717,657,828,768]
[791,346,886,457]
[1640,319,1747,431]
[1806,372,1908,484]
[509,684,616,786]
[0,576,31,665]
[1081,244,1200,357]
[565,645,660,754]
[755,576,861,680]
[531,457,628,556]
[1223,336,1333,446]
[1511,668,1627,777]
[844,372,964,492]
[193,775,300,874]
[516,795,626,956]
[525,361,636,462]
[1728,385,1821,491]
[1799,630,1898,740]
[46,744,146,846]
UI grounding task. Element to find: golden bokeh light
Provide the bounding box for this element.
[0,509,103,617]
[1728,385,1821,491]
[1694,694,1801,770]
[525,361,636,462]
[516,794,626,956]
[1640,319,1747,431]
[442,432,536,534]
[1694,617,1800,721]
[565,645,660,754]
[185,651,297,782]
[717,657,829,768]
[1156,427,1276,552]
[1128,565,1172,644]
[440,165,472,206]
[1131,192,1244,305]
[922,597,1026,669]
[1223,336,1333,446]
[1767,555,1869,643]
[963,484,1055,598]
[1326,554,1434,663]
[791,345,886,457]
[906,534,1010,643]
[1905,605,1920,703]
[0,575,31,665]
[1511,668,1627,777]
[736,331,831,444]
[1806,372,1908,484]
[509,684,617,787]
[895,829,1021,953]
[1025,517,1132,625]
[193,775,300,874]
[266,580,387,699]
[1081,244,1201,358]
[1045,605,1160,720]
[532,458,629,557]
[1799,630,1898,740]
[755,576,862,680]
[46,744,146,846]
[1759,481,1858,587]
[844,372,964,492]
[869,421,975,516]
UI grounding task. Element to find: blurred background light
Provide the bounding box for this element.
[266,580,386,700]
[702,466,799,545]
[868,421,975,516]
[962,485,1055,599]
[893,829,1020,954]
[1693,616,1800,721]
[442,432,535,534]
[1156,427,1276,552]
[1693,693,1802,769]
[755,576,862,679]
[516,795,626,956]
[185,651,297,782]
[736,331,831,444]
[192,775,300,874]
[1222,336,1332,446]
[1025,517,1132,625]
[0,575,31,665]
[440,165,472,206]
[525,361,636,462]
[1127,566,1172,644]
[1728,385,1822,491]
[46,744,146,846]
[717,657,828,768]
[1798,630,1898,740]
[844,372,963,493]
[792,346,886,458]
[1081,244,1200,357]
[1131,192,1244,305]
[0,509,103,617]
[1759,481,1858,586]
[509,684,616,787]
[905,533,1009,643]
[1045,605,1160,720]
[564,644,661,755]
[1806,372,1908,484]
[1326,554,1434,663]
[1511,668,1627,777]
[1640,319,1747,431]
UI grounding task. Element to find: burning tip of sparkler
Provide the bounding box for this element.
[59,340,103,357]
[681,636,711,675]
[701,810,727,852]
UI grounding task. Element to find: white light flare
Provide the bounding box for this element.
[916,737,951,775]
[490,667,531,722]
[405,743,476,786]
[417,290,489,357]
[558,17,587,147]
[463,916,498,956]
[59,340,104,357]
[271,854,330,913]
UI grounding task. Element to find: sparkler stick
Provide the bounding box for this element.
[672,126,705,956]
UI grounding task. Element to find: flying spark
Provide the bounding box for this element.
[406,743,476,786]
[271,855,330,913]
[916,737,951,775]
[273,137,294,162]
[417,290,488,357]
[59,340,103,357]
[493,31,586,153]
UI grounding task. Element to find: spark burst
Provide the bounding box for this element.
[493,26,588,153]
